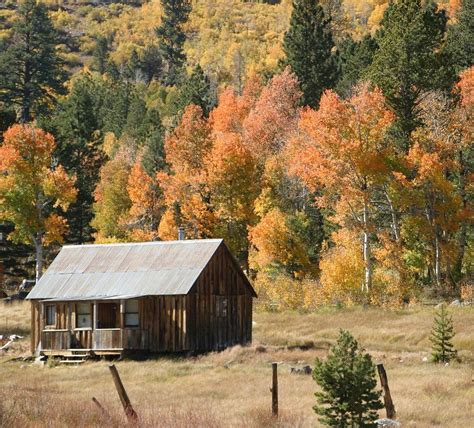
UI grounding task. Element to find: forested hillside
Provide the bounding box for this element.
[0,0,472,307]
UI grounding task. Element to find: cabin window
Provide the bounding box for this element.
[76,303,92,328]
[98,302,119,329]
[216,297,228,317]
[125,299,139,327]
[45,304,56,326]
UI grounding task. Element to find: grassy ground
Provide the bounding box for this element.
[0,302,473,427]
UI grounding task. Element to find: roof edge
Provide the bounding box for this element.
[62,239,224,249]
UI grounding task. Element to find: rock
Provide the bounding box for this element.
[450,299,462,307]
[422,356,428,362]
[376,419,401,427]
[290,365,312,375]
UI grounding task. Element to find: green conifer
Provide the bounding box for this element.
[283,0,339,108]
[156,0,192,86]
[336,34,378,97]
[313,330,383,427]
[430,304,457,363]
[0,0,66,122]
[174,64,215,116]
[368,0,455,152]
[446,0,474,72]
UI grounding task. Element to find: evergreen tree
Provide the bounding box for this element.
[0,0,66,122]
[430,304,457,363]
[46,73,106,244]
[140,44,163,83]
[446,0,474,72]
[141,108,165,175]
[125,49,142,82]
[155,0,192,85]
[336,35,378,97]
[313,330,383,427]
[91,36,111,74]
[174,64,215,116]
[283,0,339,108]
[368,0,455,151]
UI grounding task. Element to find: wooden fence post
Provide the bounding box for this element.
[377,363,396,419]
[92,397,111,420]
[109,364,138,423]
[271,362,278,416]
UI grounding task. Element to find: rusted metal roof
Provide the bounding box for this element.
[27,240,224,300]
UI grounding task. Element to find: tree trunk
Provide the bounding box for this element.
[434,227,441,288]
[362,200,372,294]
[33,234,44,283]
[453,149,467,284]
[385,190,400,242]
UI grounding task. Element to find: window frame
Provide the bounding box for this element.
[124,299,140,328]
[45,304,56,327]
[75,303,92,329]
[216,296,228,317]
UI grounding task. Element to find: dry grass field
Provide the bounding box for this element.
[0,301,473,427]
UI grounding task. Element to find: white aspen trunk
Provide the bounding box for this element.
[385,190,400,242]
[434,229,441,288]
[33,235,44,283]
[362,200,372,294]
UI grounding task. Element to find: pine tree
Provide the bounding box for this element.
[336,34,378,97]
[313,330,383,427]
[283,0,339,108]
[91,36,111,74]
[155,0,192,86]
[430,304,457,363]
[0,0,66,122]
[446,0,474,72]
[141,108,165,176]
[46,73,106,244]
[368,0,455,152]
[140,44,163,83]
[174,64,215,116]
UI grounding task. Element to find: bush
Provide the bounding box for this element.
[430,304,457,363]
[313,330,383,427]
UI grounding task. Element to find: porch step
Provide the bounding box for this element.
[57,349,92,364]
[59,359,86,365]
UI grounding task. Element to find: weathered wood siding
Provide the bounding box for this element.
[187,243,254,351]
[141,296,188,352]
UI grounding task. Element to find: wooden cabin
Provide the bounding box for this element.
[26,239,256,357]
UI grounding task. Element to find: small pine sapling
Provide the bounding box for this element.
[313,329,383,427]
[430,304,457,363]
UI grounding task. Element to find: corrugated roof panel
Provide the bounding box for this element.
[27,240,224,299]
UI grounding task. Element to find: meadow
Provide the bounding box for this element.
[0,301,473,427]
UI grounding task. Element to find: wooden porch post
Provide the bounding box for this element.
[93,301,98,329]
[120,300,125,329]
[67,303,72,349]
[30,302,35,354]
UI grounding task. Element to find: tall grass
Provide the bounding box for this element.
[0,303,473,427]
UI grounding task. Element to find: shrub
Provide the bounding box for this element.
[430,304,457,363]
[313,330,383,427]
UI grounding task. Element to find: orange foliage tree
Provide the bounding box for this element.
[289,85,395,295]
[125,159,164,241]
[0,125,77,281]
[157,104,216,239]
[243,67,301,160]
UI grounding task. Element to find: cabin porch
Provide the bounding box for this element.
[34,298,148,356]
